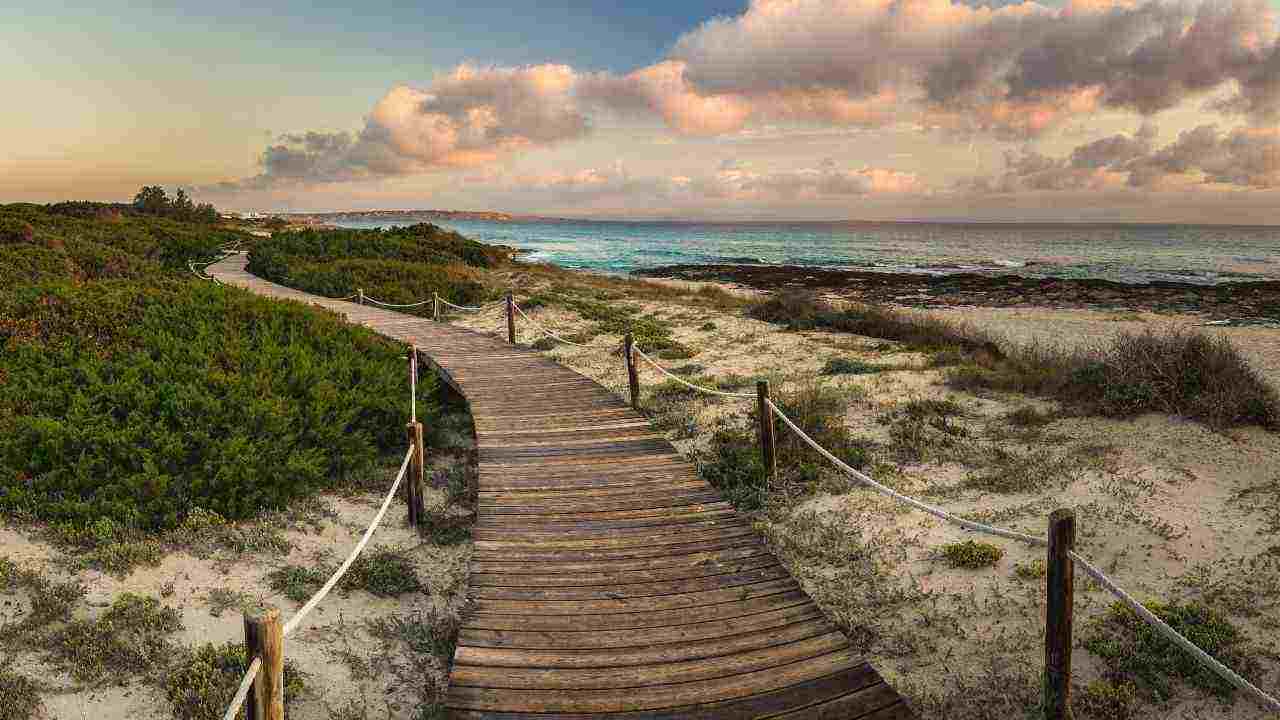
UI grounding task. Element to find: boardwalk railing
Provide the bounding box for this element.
[193,267,1280,716]
[220,350,427,720]
[474,293,1280,717]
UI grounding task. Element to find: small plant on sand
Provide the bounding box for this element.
[165,641,305,720]
[940,540,1004,569]
[821,357,882,375]
[698,321,717,331]
[45,592,182,682]
[1074,679,1138,719]
[0,667,42,720]
[883,398,972,463]
[530,336,558,351]
[347,548,422,597]
[1083,600,1258,701]
[1013,559,1046,580]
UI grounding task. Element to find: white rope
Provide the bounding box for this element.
[512,301,590,347]
[221,656,261,720]
[437,295,494,312]
[765,398,1046,545]
[362,295,433,308]
[632,346,757,398]
[764,396,1280,712]
[281,446,413,637]
[1070,551,1280,712]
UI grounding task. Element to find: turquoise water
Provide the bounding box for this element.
[332,218,1280,285]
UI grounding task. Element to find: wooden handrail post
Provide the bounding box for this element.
[406,420,425,528]
[243,606,284,720]
[505,291,516,344]
[1043,508,1076,720]
[357,288,364,306]
[756,380,777,481]
[624,333,640,410]
[433,293,440,322]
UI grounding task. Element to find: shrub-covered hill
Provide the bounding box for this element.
[0,203,435,532]
[0,279,433,530]
[0,202,251,286]
[247,223,511,310]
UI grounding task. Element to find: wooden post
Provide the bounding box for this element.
[357,288,364,306]
[243,606,284,720]
[505,291,516,344]
[433,293,440,322]
[1043,508,1076,720]
[624,333,640,410]
[756,380,777,480]
[405,421,425,527]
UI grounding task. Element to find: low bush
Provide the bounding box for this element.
[747,291,1001,356]
[939,540,1004,569]
[0,280,437,531]
[165,641,305,720]
[695,382,868,511]
[44,593,182,682]
[949,330,1278,430]
[0,668,42,720]
[1083,600,1259,701]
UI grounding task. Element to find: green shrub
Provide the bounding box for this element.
[695,382,867,511]
[346,548,422,597]
[1074,679,1137,719]
[747,291,1001,356]
[44,593,182,682]
[0,668,42,720]
[165,641,304,720]
[1083,600,1259,701]
[0,280,437,530]
[268,548,421,601]
[0,218,34,245]
[949,330,1279,429]
[1013,559,1046,580]
[940,540,1004,568]
[821,357,882,375]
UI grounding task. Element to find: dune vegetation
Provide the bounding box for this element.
[246,223,511,311]
[0,201,484,720]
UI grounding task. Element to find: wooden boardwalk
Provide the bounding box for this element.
[209,255,915,719]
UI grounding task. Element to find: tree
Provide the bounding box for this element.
[133,186,169,215]
[172,188,195,218]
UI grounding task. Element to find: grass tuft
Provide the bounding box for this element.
[165,641,305,720]
[940,540,1004,569]
[1083,600,1259,701]
[821,357,883,375]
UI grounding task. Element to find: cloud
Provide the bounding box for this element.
[212,65,587,191]
[212,0,1280,194]
[476,160,925,206]
[962,122,1280,193]
[669,0,1280,138]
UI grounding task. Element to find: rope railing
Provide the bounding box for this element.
[437,293,501,312]
[362,295,434,309]
[633,346,757,399]
[763,396,1280,713]
[511,301,590,347]
[221,657,262,720]
[1070,551,1280,712]
[221,445,414,718]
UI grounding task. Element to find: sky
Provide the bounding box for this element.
[4,0,1280,222]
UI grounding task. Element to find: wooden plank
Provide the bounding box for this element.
[209,256,915,720]
[451,632,850,690]
[453,618,838,669]
[446,650,869,712]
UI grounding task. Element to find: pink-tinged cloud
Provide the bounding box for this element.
[962,122,1280,193]
[210,0,1280,193]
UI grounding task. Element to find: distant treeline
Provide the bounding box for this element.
[41,186,218,224]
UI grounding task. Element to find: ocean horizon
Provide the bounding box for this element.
[331,217,1280,286]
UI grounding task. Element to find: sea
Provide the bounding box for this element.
[330,218,1280,286]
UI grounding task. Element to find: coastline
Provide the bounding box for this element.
[637,263,1280,322]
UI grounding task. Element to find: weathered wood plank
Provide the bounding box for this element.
[207,255,916,719]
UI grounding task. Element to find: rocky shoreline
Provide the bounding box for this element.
[637,263,1280,323]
